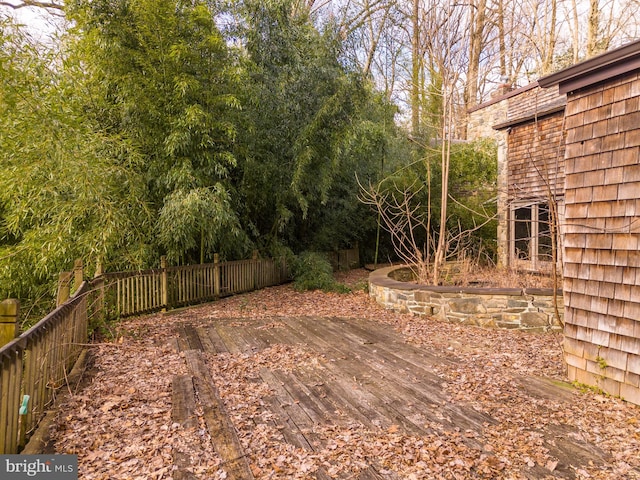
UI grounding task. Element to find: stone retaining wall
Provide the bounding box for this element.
[369,266,563,331]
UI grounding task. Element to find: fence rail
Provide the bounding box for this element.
[0,254,290,453]
[0,283,89,453]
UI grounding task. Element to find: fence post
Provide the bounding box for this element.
[161,256,168,311]
[213,253,220,298]
[252,250,258,290]
[73,258,84,293]
[354,241,360,268]
[56,271,73,307]
[0,299,19,347]
[95,260,103,278]
[94,261,105,320]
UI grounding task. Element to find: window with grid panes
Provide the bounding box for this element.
[511,202,554,270]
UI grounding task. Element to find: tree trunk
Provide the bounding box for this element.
[433,83,452,285]
[571,0,580,63]
[363,2,391,78]
[411,0,421,139]
[541,0,557,74]
[586,0,600,57]
[465,0,486,108]
[497,0,507,78]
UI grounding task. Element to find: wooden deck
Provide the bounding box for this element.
[170,316,608,479]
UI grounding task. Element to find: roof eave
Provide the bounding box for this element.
[492,103,566,131]
[539,40,640,94]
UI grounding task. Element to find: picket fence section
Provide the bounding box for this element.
[100,255,289,318]
[0,254,290,453]
[99,268,165,318]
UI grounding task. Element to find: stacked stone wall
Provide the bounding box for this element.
[369,267,563,331]
[467,98,508,141]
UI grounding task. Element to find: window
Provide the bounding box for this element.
[514,206,532,260]
[510,202,555,270]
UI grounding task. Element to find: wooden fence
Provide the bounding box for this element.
[0,246,361,453]
[99,255,289,318]
[0,282,89,454]
[0,254,289,453]
[327,244,360,271]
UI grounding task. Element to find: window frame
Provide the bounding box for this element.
[509,201,557,272]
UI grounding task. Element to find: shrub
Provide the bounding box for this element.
[292,252,349,292]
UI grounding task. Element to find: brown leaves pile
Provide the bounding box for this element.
[49,270,640,479]
[50,322,224,479]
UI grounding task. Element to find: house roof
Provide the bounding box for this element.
[538,39,640,94]
[492,99,566,130]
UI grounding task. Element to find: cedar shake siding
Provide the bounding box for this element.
[469,82,566,270]
[507,114,565,201]
[540,40,640,405]
[504,111,566,273]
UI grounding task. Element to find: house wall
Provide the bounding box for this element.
[467,97,508,141]
[507,84,564,119]
[562,72,640,405]
[507,113,566,201]
[468,98,509,266]
[469,83,566,269]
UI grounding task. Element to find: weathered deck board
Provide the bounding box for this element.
[173,316,609,479]
[282,318,434,436]
[267,369,335,426]
[171,375,198,429]
[254,320,402,431]
[284,317,494,436]
[201,325,230,354]
[183,349,255,480]
[177,324,205,351]
[171,375,199,480]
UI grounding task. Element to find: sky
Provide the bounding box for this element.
[1,3,64,44]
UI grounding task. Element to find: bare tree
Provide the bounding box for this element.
[411,0,421,138]
[585,0,640,57]
[364,0,474,284]
[359,177,432,282]
[569,0,581,62]
[541,0,558,74]
[361,0,393,76]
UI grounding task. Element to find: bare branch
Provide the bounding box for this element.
[357,173,431,282]
[0,0,63,10]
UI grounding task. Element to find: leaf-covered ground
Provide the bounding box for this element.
[50,270,640,479]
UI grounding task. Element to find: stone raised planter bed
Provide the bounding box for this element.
[369,265,563,331]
